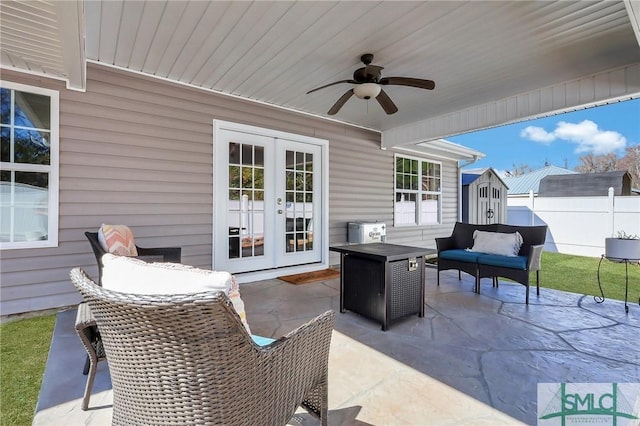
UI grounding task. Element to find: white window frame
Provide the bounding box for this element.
[394,154,442,227]
[0,81,59,249]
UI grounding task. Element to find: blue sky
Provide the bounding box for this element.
[447,98,640,174]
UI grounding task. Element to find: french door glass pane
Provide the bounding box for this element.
[285,150,313,252]
[228,143,264,259]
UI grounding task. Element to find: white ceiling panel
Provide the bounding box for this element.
[2,0,639,143]
[1,1,65,77]
[1,0,84,89]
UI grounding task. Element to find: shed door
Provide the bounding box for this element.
[477,183,502,224]
[490,185,502,223]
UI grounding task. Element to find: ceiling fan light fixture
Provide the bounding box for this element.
[353,83,381,100]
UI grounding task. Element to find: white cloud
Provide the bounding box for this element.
[520,119,626,154]
[520,126,555,144]
[554,120,626,154]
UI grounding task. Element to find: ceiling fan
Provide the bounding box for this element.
[306,53,435,116]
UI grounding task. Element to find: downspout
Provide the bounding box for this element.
[458,156,481,221]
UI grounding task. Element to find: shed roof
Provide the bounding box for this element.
[503,165,576,195]
[538,171,633,197]
[461,167,508,189]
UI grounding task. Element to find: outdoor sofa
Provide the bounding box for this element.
[436,222,548,303]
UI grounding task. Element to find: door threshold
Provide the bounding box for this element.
[233,262,329,284]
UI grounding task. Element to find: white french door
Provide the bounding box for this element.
[213,122,325,274]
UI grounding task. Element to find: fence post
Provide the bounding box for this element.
[607,187,615,237]
[528,190,535,225]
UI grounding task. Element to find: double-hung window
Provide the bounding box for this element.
[1,82,59,249]
[394,155,441,226]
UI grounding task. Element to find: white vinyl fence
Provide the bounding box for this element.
[508,188,640,258]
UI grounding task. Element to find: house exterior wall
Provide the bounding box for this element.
[0,65,459,316]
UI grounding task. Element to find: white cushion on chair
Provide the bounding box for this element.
[101,254,251,333]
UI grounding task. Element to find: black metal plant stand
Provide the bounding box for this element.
[596,255,639,313]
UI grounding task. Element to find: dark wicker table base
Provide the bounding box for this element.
[330,243,435,330]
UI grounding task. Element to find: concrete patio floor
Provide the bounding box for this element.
[34,267,639,425]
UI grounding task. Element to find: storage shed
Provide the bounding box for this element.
[538,171,634,196]
[462,168,509,224]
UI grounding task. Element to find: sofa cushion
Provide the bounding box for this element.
[101,253,251,333]
[439,249,482,263]
[452,222,498,249]
[98,224,138,256]
[469,230,523,257]
[251,335,276,346]
[477,254,527,270]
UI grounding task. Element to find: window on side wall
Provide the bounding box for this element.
[394,155,441,226]
[1,82,59,249]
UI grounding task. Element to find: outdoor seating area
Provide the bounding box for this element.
[436,222,547,303]
[2,3,639,425]
[34,267,639,425]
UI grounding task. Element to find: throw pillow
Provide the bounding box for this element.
[98,224,138,256]
[469,230,523,257]
[101,254,251,333]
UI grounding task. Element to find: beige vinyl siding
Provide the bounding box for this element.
[0,64,460,315]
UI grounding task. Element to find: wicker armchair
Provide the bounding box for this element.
[70,268,335,426]
[78,231,182,410]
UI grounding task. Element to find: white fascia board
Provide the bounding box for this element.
[382,63,640,148]
[625,1,640,48]
[394,138,485,162]
[54,0,86,92]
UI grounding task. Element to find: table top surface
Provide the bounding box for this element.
[330,243,436,261]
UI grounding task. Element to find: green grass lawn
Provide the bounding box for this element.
[0,251,637,425]
[0,314,55,426]
[540,251,639,303]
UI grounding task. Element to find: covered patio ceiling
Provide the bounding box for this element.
[2,1,640,149]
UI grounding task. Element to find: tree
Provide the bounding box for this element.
[618,145,640,189]
[504,163,533,177]
[575,144,640,189]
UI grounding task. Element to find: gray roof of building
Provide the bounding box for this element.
[539,170,633,196]
[503,165,576,195]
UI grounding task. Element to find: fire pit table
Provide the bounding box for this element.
[330,243,436,330]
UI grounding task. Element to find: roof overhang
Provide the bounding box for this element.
[382,63,640,148]
[392,139,485,163]
[0,0,85,91]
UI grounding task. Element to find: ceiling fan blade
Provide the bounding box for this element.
[306,80,356,94]
[376,89,398,115]
[328,89,354,115]
[379,77,435,90]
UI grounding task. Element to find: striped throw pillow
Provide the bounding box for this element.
[98,224,138,256]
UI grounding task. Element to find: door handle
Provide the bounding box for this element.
[277,209,283,214]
